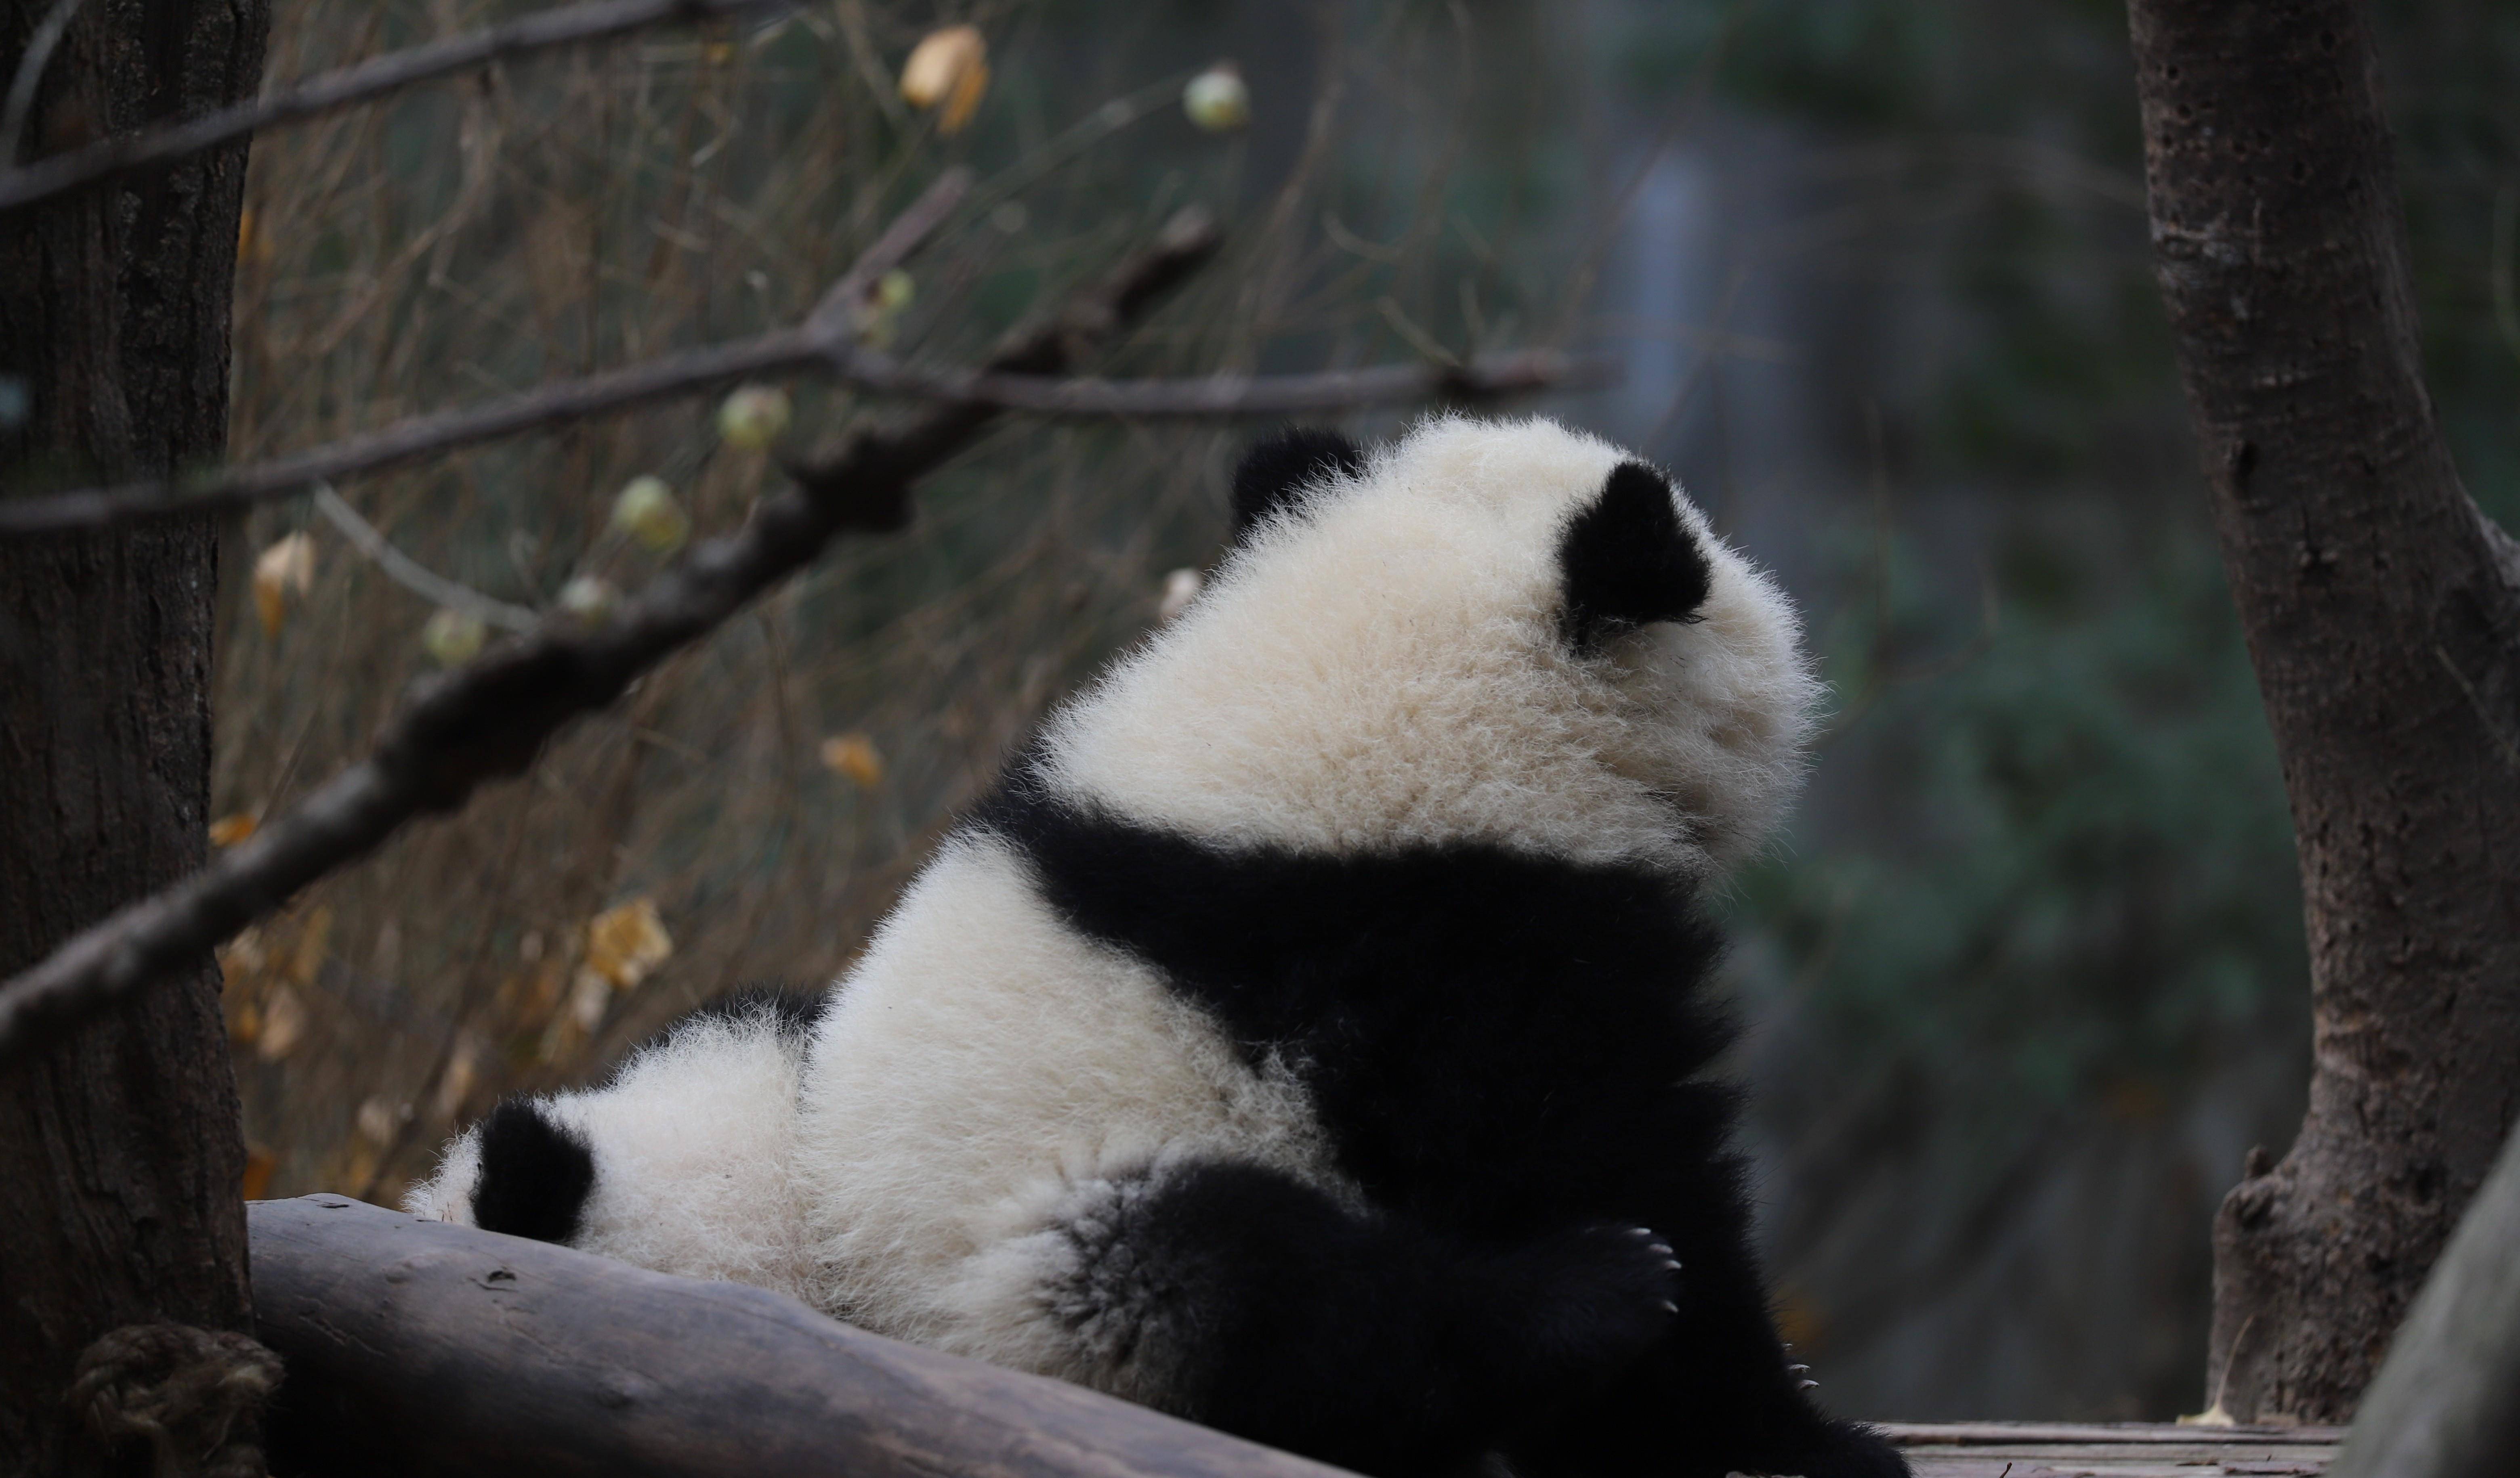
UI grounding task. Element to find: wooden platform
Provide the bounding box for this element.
[1880,1422,2346,1478]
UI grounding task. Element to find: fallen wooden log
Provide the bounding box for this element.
[249,1195,1354,1478]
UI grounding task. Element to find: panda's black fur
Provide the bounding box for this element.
[416,418,1905,1478]
[469,1099,596,1244]
[971,781,1896,1477]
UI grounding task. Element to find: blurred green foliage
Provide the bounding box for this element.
[1597,0,2520,1413]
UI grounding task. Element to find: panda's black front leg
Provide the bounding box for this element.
[1070,1159,1681,1478]
[1505,1218,1908,1478]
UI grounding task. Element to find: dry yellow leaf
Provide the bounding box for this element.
[355,1092,398,1153]
[940,57,988,134]
[433,1037,481,1123]
[209,812,258,847]
[567,969,614,1029]
[584,897,672,990]
[288,905,332,987]
[820,732,885,787]
[241,1143,277,1201]
[258,984,309,1062]
[236,206,273,267]
[339,1139,382,1197]
[901,25,986,133]
[252,532,316,637]
[218,925,267,990]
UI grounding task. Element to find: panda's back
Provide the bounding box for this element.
[790,828,1340,1352]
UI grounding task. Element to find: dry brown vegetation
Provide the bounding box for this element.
[208,1,1575,1205]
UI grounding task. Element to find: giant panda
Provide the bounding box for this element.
[408,415,1907,1478]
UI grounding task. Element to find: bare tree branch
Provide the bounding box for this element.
[0,208,1224,1069]
[0,0,794,216]
[850,349,1606,417]
[0,166,974,537]
[0,332,827,535]
[312,485,539,634]
[0,318,1605,537]
[805,167,976,333]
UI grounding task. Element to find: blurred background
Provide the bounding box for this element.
[209,0,2520,1424]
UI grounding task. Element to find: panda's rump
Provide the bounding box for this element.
[792,832,1338,1365]
[402,998,818,1301]
[561,1006,816,1295]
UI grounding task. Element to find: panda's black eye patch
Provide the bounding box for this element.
[1558,461,1713,653]
[1230,427,1365,541]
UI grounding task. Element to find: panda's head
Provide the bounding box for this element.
[1034,415,1819,876]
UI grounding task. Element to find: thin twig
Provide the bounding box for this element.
[806,166,973,331]
[0,168,972,538]
[0,327,1607,537]
[0,0,87,167]
[0,331,823,534]
[0,208,1224,1069]
[0,0,793,216]
[853,347,1605,414]
[313,485,538,634]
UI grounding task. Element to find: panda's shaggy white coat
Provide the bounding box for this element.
[1042,416,1812,872]
[407,1009,817,1298]
[407,413,1816,1409]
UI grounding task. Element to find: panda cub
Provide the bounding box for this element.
[410,415,1905,1478]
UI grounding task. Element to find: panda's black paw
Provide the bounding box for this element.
[1492,1222,1683,1386]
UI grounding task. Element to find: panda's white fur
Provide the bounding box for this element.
[1036,415,1812,872]
[793,829,1343,1394]
[409,416,1895,1478]
[406,1006,817,1300]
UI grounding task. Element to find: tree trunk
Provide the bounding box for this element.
[2326,1120,2520,1478]
[0,1,269,1473]
[2125,0,2520,1426]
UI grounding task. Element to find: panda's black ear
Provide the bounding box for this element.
[1230,427,1364,541]
[1558,461,1713,652]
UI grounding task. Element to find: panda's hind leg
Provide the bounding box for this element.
[966,1158,1683,1478]
[471,1099,596,1243]
[1505,1217,1908,1478]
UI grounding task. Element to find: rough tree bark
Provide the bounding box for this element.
[2326,1121,2520,1478]
[2126,0,2520,1426]
[0,1,271,1473]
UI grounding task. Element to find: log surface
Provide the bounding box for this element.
[248,1199,2352,1478]
[1884,1421,2343,1478]
[249,1195,1354,1478]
